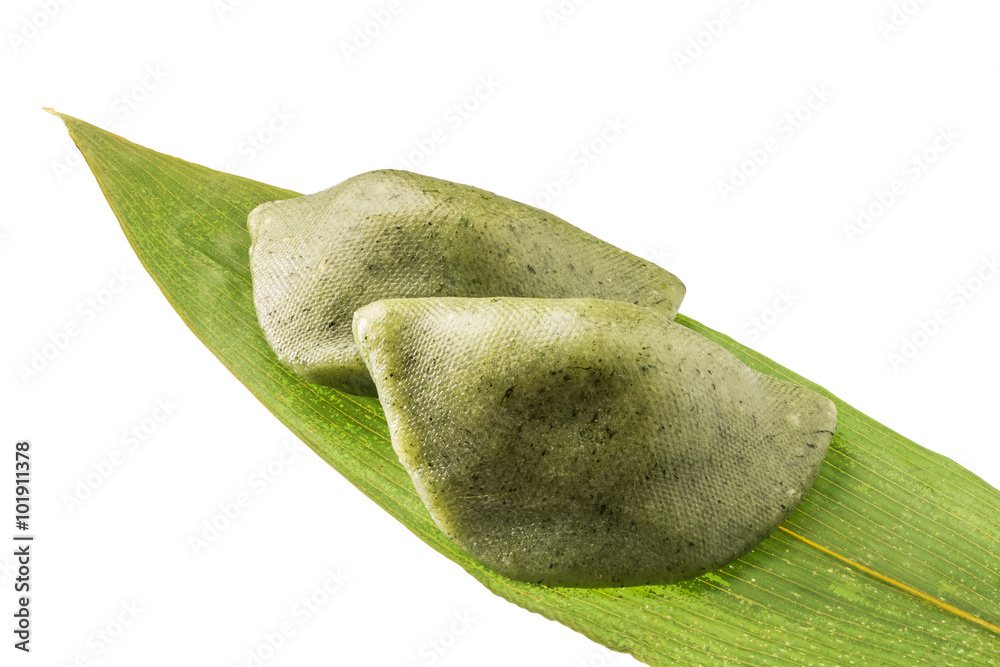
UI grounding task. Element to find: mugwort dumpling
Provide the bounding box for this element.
[353,297,837,587]
[248,170,685,396]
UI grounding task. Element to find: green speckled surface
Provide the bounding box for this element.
[248,170,684,396]
[354,297,837,587]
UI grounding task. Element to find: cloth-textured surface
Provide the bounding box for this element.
[355,297,837,587]
[249,170,685,396]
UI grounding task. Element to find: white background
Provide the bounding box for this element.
[3,1,999,665]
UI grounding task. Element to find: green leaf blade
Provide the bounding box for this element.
[54,111,1000,666]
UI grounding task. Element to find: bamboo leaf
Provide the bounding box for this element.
[51,110,1000,666]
